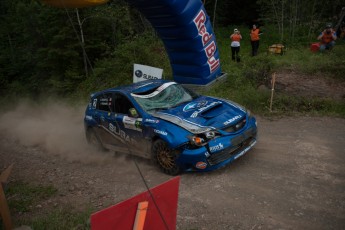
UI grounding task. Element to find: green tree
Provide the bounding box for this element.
[0,0,147,97]
[257,0,345,43]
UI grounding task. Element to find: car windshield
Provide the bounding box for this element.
[131,82,196,112]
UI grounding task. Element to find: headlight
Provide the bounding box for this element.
[188,131,218,147]
[205,131,216,138]
[191,136,205,146]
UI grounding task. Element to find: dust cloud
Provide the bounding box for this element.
[0,100,114,164]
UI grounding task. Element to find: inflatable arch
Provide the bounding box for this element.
[42,0,223,85]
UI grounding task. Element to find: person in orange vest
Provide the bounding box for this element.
[317,23,337,51]
[230,28,242,62]
[250,24,261,56]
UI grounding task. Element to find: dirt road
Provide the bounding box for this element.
[0,104,344,229]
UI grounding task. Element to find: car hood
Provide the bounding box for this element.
[151,96,247,134]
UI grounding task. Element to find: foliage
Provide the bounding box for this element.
[0,0,344,118]
[0,0,146,98]
[76,33,171,100]
[203,0,260,26]
[257,0,344,42]
[211,27,345,117]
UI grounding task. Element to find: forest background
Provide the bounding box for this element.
[0,1,344,228]
[0,0,344,116]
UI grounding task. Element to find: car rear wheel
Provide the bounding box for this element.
[152,139,181,175]
[86,128,106,151]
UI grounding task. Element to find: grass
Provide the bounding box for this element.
[5,181,57,213]
[1,181,91,230]
[24,208,92,230]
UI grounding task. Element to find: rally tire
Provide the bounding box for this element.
[86,128,106,151]
[152,139,181,176]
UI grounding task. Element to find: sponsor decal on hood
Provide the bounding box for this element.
[153,112,214,134]
[152,96,246,133]
[190,101,222,118]
[183,100,208,112]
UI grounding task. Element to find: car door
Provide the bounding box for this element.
[92,93,126,149]
[111,93,148,157]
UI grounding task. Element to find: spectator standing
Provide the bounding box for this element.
[230,28,242,62]
[317,23,337,51]
[250,24,261,56]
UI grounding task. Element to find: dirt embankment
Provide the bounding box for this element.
[274,71,345,100]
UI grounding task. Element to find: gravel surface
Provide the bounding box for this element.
[1,102,344,229]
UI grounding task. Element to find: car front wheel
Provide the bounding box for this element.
[152,139,181,175]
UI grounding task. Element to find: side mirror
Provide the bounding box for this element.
[129,108,139,118]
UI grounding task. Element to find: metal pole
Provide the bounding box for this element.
[270,73,276,112]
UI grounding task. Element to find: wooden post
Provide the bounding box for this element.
[0,164,14,230]
[270,73,276,112]
[132,201,149,230]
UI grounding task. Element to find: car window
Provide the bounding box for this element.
[96,93,113,112]
[114,93,134,115]
[131,82,194,111]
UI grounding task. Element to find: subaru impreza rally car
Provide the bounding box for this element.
[84,80,257,175]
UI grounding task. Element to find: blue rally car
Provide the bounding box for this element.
[84,80,257,175]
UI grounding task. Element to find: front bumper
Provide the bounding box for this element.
[177,123,257,172]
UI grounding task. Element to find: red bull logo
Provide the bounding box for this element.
[193,10,220,73]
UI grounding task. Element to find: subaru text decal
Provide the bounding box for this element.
[108,123,137,145]
[224,115,242,126]
[135,69,158,80]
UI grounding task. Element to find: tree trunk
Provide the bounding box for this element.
[76,9,88,77]
[281,0,284,42]
[212,0,218,30]
[270,0,281,37]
